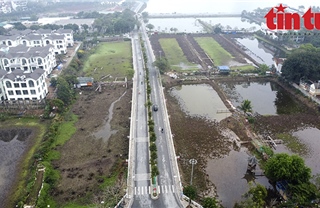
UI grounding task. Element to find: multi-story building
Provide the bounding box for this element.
[0,28,74,54]
[0,44,56,101]
[0,28,74,101]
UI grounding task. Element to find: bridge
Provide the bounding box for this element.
[149,13,241,19]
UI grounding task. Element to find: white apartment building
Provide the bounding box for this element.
[0,28,74,54]
[0,28,73,101]
[3,68,47,100]
[0,44,56,101]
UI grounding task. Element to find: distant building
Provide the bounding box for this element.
[273,57,286,74]
[217,65,230,74]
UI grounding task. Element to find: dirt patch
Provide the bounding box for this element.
[52,83,132,205]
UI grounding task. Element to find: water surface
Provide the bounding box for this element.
[220,81,304,115]
[170,84,231,121]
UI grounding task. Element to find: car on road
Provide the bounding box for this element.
[153,104,158,111]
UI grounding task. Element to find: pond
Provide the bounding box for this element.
[219,81,305,115]
[207,147,271,208]
[169,84,231,122]
[275,127,320,176]
[0,128,32,205]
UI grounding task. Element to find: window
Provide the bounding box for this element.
[14,83,19,88]
[15,90,21,95]
[22,59,27,65]
[36,81,39,86]
[32,97,37,100]
[21,83,27,88]
[23,90,28,95]
[30,90,36,95]
[37,58,42,65]
[8,41,12,46]
[6,81,12,88]
[8,90,13,95]
[4,59,8,66]
[28,80,34,87]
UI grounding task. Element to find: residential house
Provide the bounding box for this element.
[309,82,320,96]
[273,58,286,74]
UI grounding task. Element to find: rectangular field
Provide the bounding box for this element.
[194,37,233,66]
[159,38,198,71]
[83,41,133,80]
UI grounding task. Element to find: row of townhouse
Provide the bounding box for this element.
[0,28,74,55]
[0,28,74,102]
[0,42,57,102]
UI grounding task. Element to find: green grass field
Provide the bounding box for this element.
[194,37,233,66]
[83,41,133,80]
[159,38,198,71]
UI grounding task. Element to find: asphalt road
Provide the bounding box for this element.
[130,22,183,208]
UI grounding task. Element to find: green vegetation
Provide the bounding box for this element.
[194,37,233,66]
[201,197,219,208]
[153,57,170,74]
[264,153,318,204]
[158,38,198,71]
[234,183,267,208]
[140,36,159,184]
[276,133,308,156]
[281,43,320,83]
[240,99,253,114]
[230,65,256,72]
[83,42,133,80]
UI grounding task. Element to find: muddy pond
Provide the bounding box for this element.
[0,128,33,205]
[170,82,319,207]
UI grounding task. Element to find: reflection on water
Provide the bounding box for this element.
[235,37,274,66]
[170,84,231,121]
[220,81,304,115]
[275,127,320,175]
[206,148,271,208]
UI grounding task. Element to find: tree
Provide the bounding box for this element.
[264,153,311,184]
[183,185,197,200]
[153,58,170,74]
[202,197,219,208]
[146,23,154,31]
[49,99,64,113]
[281,45,320,83]
[50,77,57,87]
[258,64,269,75]
[239,99,252,114]
[234,183,267,208]
[56,77,73,105]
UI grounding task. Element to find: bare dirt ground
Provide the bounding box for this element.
[52,83,132,206]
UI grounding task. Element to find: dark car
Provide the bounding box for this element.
[153,104,158,111]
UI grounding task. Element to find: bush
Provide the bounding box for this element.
[150,143,157,152]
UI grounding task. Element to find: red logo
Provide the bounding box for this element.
[265,4,320,30]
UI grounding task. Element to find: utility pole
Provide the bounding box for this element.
[189,159,197,185]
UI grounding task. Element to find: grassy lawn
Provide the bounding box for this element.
[230,65,256,72]
[194,37,233,66]
[83,41,133,80]
[159,38,198,71]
